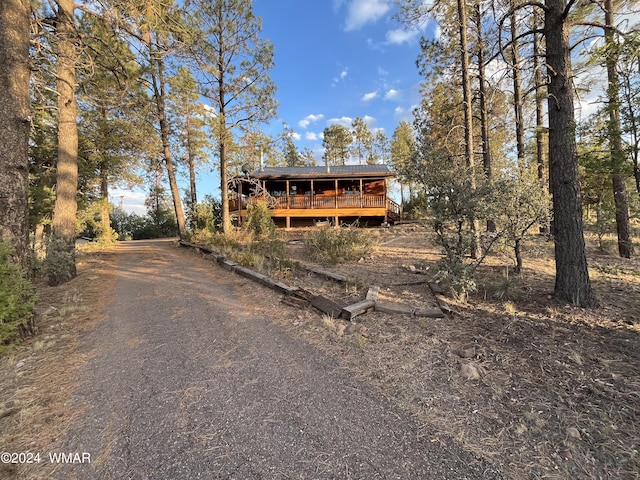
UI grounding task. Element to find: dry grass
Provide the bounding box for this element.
[0,247,117,480]
[270,223,640,480]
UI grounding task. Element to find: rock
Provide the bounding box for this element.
[455,347,476,359]
[460,362,482,381]
[336,322,347,337]
[566,426,581,440]
[42,306,59,317]
[359,325,368,337]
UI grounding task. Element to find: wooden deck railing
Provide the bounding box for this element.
[229,194,402,220]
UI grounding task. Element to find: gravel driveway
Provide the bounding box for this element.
[58,240,500,479]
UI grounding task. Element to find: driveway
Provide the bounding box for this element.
[58,240,500,479]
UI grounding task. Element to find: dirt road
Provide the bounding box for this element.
[56,240,500,479]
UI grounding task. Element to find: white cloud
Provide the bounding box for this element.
[362,115,376,126]
[378,66,388,76]
[305,132,320,141]
[361,91,378,102]
[298,113,325,129]
[384,88,401,100]
[343,0,392,31]
[291,132,301,141]
[385,28,420,45]
[332,67,349,87]
[110,189,146,215]
[328,116,353,128]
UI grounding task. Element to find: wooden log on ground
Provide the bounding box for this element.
[365,286,380,301]
[292,288,315,301]
[218,258,238,272]
[428,282,446,295]
[179,240,216,255]
[281,296,309,309]
[374,302,414,316]
[311,295,344,318]
[233,265,298,294]
[414,308,445,318]
[390,279,430,286]
[341,299,375,320]
[303,265,347,283]
[434,295,453,314]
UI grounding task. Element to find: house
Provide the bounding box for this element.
[228,164,401,228]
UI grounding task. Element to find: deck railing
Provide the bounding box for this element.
[230,194,395,211]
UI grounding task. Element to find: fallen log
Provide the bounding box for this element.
[311,295,344,318]
[341,299,375,320]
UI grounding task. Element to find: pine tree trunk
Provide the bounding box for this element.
[545,0,596,306]
[533,16,549,234]
[51,0,79,283]
[151,55,187,240]
[510,9,525,170]
[605,0,633,258]
[0,0,31,272]
[457,0,480,258]
[474,4,495,233]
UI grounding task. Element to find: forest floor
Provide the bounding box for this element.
[264,222,640,480]
[1,223,639,479]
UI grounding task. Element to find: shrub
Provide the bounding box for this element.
[42,234,76,286]
[304,225,374,264]
[243,201,276,238]
[433,253,477,302]
[0,241,37,353]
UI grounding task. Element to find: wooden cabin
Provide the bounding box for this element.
[228,165,400,228]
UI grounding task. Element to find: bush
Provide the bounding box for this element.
[243,201,276,238]
[433,253,477,302]
[0,242,37,353]
[42,234,76,286]
[187,195,222,233]
[304,225,374,264]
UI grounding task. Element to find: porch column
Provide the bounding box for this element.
[359,178,363,207]
[286,180,290,208]
[310,180,314,209]
[238,181,243,221]
[286,216,290,229]
[334,179,338,208]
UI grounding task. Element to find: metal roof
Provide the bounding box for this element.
[250,164,395,179]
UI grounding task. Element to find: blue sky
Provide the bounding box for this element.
[254,0,429,156]
[114,0,433,213]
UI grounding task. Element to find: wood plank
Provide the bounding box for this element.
[375,302,414,316]
[390,279,430,286]
[414,308,445,318]
[303,266,347,283]
[341,299,375,320]
[428,282,446,295]
[281,296,309,309]
[311,295,344,318]
[218,259,238,271]
[365,286,380,301]
[233,265,297,294]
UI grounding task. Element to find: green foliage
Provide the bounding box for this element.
[187,195,222,233]
[0,242,37,353]
[322,124,352,166]
[243,201,276,238]
[487,168,551,273]
[433,253,477,302]
[304,225,374,264]
[77,200,119,245]
[43,234,76,286]
[490,273,523,301]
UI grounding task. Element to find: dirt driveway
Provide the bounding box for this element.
[51,240,499,479]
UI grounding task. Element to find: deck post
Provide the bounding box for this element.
[286,216,290,229]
